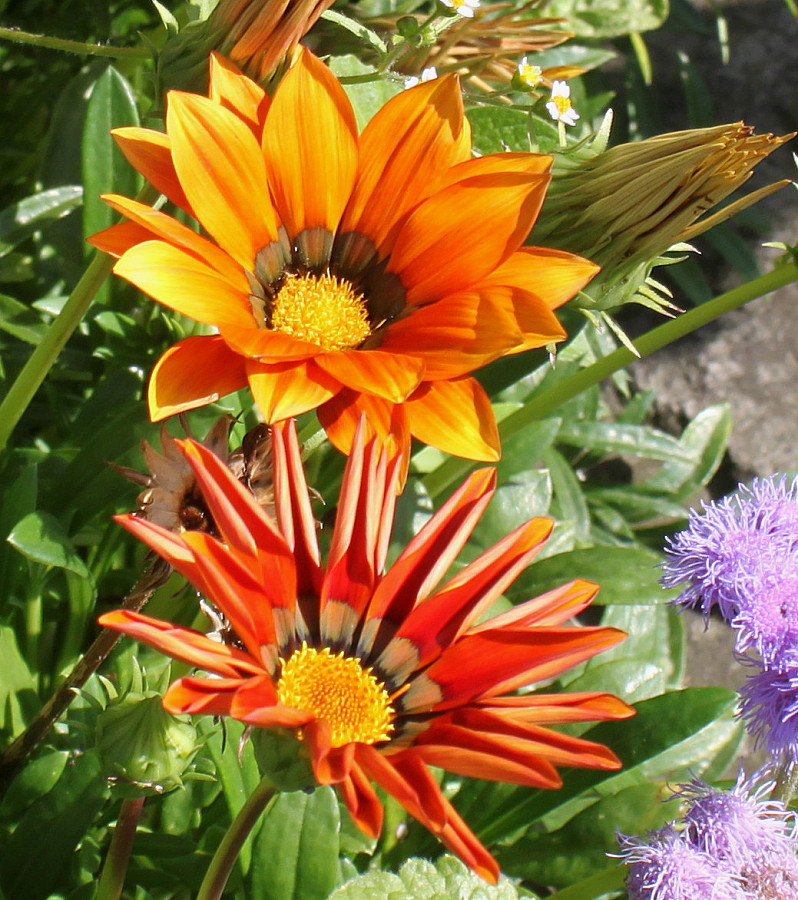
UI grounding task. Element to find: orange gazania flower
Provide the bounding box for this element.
[90,49,598,462]
[99,419,633,881]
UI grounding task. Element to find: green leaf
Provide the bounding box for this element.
[81,65,140,251]
[557,421,690,462]
[250,787,342,900]
[586,487,687,524]
[639,404,732,501]
[0,750,69,820]
[0,750,108,900]
[505,545,671,606]
[0,624,37,738]
[543,0,669,37]
[329,856,524,900]
[0,187,83,258]
[468,468,551,552]
[328,56,400,130]
[7,511,90,577]
[0,293,47,344]
[467,106,531,156]
[544,448,591,546]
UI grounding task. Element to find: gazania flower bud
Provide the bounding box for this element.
[96,693,200,798]
[534,122,793,313]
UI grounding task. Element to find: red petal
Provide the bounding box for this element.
[164,676,240,715]
[471,579,599,632]
[338,762,383,839]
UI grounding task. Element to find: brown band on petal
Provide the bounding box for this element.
[319,600,360,650]
[400,672,444,713]
[293,226,334,272]
[255,225,292,286]
[333,231,378,276]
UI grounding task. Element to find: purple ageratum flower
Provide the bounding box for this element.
[617,826,746,900]
[732,569,798,667]
[661,475,798,625]
[676,772,797,870]
[738,657,798,760]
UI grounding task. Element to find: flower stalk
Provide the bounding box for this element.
[197,777,277,900]
[424,261,798,499]
[0,26,149,58]
[96,797,147,900]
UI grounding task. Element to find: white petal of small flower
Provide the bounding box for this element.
[517,56,543,88]
[404,67,438,90]
[441,0,480,17]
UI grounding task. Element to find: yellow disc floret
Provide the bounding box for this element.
[271,272,371,351]
[277,644,395,747]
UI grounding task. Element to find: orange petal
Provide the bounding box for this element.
[389,163,550,306]
[167,90,278,270]
[112,125,193,214]
[315,350,424,402]
[317,389,410,460]
[208,51,268,131]
[481,692,635,725]
[392,517,553,666]
[404,378,500,461]
[379,291,522,379]
[87,221,153,258]
[102,193,248,286]
[434,151,551,192]
[148,335,248,421]
[220,324,322,362]
[114,241,255,328]
[98,609,263,679]
[338,762,384,839]
[246,358,340,422]
[481,245,600,310]
[473,579,599,632]
[164,676,240,716]
[339,74,468,258]
[262,48,357,247]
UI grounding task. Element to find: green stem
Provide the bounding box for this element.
[96,797,146,900]
[197,777,277,900]
[0,185,158,454]
[423,262,798,499]
[0,26,149,58]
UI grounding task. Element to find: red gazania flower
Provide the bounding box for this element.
[100,419,633,881]
[90,50,598,462]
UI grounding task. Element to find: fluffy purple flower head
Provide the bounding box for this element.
[733,569,798,666]
[617,826,746,900]
[738,658,798,759]
[662,475,798,626]
[676,772,797,869]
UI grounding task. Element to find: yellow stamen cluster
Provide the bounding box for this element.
[271,272,370,351]
[277,644,395,748]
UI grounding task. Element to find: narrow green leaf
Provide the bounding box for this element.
[0,293,47,344]
[0,625,37,738]
[81,65,140,246]
[7,511,89,577]
[557,421,691,462]
[544,447,591,545]
[0,187,83,257]
[250,787,341,900]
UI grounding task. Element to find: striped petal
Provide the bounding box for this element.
[315,350,425,402]
[112,125,193,214]
[208,51,268,131]
[246,358,341,422]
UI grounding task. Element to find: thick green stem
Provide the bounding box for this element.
[423,262,798,499]
[96,797,146,900]
[197,777,277,900]
[0,26,149,58]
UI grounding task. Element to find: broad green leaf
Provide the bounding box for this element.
[328,56,400,130]
[81,65,140,248]
[505,545,671,606]
[544,448,591,546]
[557,421,690,462]
[468,468,552,552]
[585,487,687,524]
[0,625,37,738]
[467,106,531,156]
[330,856,525,900]
[250,787,342,900]
[544,0,669,37]
[0,750,69,820]
[639,404,732,501]
[0,750,108,900]
[0,187,83,258]
[499,782,671,886]
[561,602,685,703]
[7,511,89,577]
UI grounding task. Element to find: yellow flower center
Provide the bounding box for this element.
[276,644,395,748]
[270,272,371,351]
[553,95,572,115]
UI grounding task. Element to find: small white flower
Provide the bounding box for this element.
[403,67,439,90]
[516,56,543,89]
[440,0,480,18]
[546,79,580,126]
